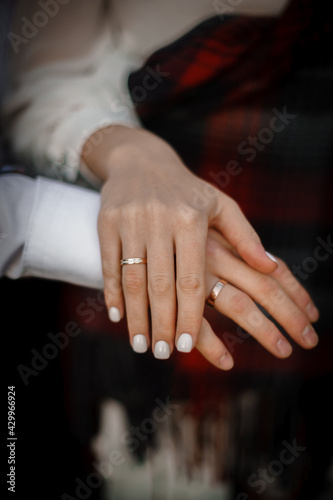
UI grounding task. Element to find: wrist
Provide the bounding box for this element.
[81,125,137,180]
[81,125,184,180]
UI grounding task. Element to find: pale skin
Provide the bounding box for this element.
[82,125,319,368]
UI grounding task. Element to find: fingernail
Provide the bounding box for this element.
[177,333,193,353]
[219,352,234,370]
[277,338,292,357]
[306,302,319,322]
[154,341,170,359]
[133,334,148,353]
[302,325,319,347]
[265,251,278,264]
[108,307,121,323]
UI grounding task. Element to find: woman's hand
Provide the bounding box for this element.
[194,229,319,370]
[83,126,277,358]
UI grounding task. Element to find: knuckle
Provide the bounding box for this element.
[120,202,144,222]
[102,262,121,284]
[226,196,240,211]
[177,273,203,295]
[257,274,277,296]
[123,271,145,293]
[146,198,167,215]
[149,275,172,296]
[98,206,117,227]
[103,287,118,305]
[249,229,260,243]
[298,290,311,309]
[285,274,303,294]
[177,206,203,227]
[229,291,251,315]
[234,229,260,253]
[265,324,280,341]
[287,280,310,308]
[104,276,122,293]
[288,309,307,331]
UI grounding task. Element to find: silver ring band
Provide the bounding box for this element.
[207,280,228,308]
[121,257,147,266]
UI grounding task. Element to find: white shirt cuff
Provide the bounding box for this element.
[49,107,141,185]
[23,176,104,289]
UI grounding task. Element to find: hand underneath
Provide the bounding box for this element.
[194,229,319,369]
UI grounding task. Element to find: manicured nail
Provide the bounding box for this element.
[154,341,170,359]
[277,338,292,357]
[177,333,193,353]
[302,325,319,347]
[132,334,148,353]
[265,251,278,264]
[219,352,234,370]
[108,307,121,323]
[306,303,319,323]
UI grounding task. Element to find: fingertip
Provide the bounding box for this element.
[196,318,234,370]
[219,352,234,370]
[154,340,171,359]
[176,333,194,353]
[265,251,278,265]
[241,244,278,274]
[306,303,320,323]
[276,338,293,358]
[132,334,149,353]
[108,306,122,323]
[302,325,319,349]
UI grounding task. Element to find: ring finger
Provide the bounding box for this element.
[205,273,293,358]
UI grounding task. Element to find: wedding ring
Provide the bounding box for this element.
[206,279,228,308]
[121,258,147,266]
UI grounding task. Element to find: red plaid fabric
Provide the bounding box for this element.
[129,0,325,115]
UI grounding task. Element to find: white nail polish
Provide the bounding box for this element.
[108,307,121,323]
[154,341,170,359]
[265,251,278,264]
[177,333,193,353]
[133,334,148,353]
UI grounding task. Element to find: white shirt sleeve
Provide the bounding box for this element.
[2,0,141,185]
[0,174,103,290]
